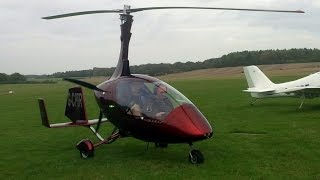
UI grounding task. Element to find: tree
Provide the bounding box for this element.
[8,73,26,81]
[48,48,320,78]
[0,73,9,82]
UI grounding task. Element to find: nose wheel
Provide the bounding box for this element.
[76,139,94,159]
[188,143,204,164]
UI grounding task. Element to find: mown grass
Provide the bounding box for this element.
[0,75,319,179]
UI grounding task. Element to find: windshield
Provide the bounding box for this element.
[115,76,193,121]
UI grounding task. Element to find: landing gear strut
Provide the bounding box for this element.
[76,127,121,159]
[188,143,204,164]
[298,94,305,110]
[250,98,259,106]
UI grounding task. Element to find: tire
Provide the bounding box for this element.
[189,149,204,164]
[76,139,94,159]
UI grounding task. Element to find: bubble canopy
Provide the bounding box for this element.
[95,74,212,142]
[114,74,194,120]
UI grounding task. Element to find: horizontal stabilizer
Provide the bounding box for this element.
[46,118,108,128]
[243,88,275,93]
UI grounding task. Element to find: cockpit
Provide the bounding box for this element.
[96,74,212,140]
[115,75,194,121]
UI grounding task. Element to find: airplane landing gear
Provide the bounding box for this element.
[77,139,94,159]
[188,143,204,164]
[189,149,204,164]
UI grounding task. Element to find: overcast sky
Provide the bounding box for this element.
[0,0,319,75]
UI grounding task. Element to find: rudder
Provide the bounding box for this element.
[243,65,274,88]
[65,87,88,122]
[38,98,50,127]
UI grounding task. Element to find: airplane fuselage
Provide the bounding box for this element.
[251,72,320,99]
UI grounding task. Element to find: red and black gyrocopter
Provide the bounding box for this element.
[38,5,303,163]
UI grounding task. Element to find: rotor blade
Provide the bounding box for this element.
[42,6,304,20]
[42,10,121,19]
[63,78,104,92]
[130,7,304,13]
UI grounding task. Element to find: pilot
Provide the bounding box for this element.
[127,81,146,117]
[127,81,173,120]
[154,84,173,119]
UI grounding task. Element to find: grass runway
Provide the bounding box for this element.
[0,75,319,179]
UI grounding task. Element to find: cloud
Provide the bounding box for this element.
[0,0,318,74]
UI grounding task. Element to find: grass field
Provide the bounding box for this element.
[1,74,320,179]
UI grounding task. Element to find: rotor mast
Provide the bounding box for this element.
[111,5,132,79]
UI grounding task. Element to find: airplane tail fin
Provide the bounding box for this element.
[243,65,274,88]
[38,98,50,128]
[65,87,88,122]
[38,87,94,128]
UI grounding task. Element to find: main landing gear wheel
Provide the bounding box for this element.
[188,149,204,164]
[76,139,94,159]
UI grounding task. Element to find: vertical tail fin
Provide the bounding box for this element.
[38,98,50,128]
[65,87,88,122]
[243,65,274,88]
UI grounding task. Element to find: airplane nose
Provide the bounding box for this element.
[164,104,212,139]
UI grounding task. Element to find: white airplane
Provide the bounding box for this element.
[243,65,320,109]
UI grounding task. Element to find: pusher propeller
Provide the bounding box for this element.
[63,78,104,92]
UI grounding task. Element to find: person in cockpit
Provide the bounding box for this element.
[127,81,147,117]
[154,84,173,119]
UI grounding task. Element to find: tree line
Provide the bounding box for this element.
[0,73,26,83]
[44,48,320,78]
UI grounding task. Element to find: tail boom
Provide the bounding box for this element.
[38,98,108,128]
[38,87,108,128]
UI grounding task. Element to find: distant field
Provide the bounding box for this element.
[157,62,320,81]
[83,62,320,83]
[1,65,320,179]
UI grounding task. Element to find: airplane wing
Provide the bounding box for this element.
[243,88,275,93]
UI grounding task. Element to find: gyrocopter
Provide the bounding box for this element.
[38,5,303,164]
